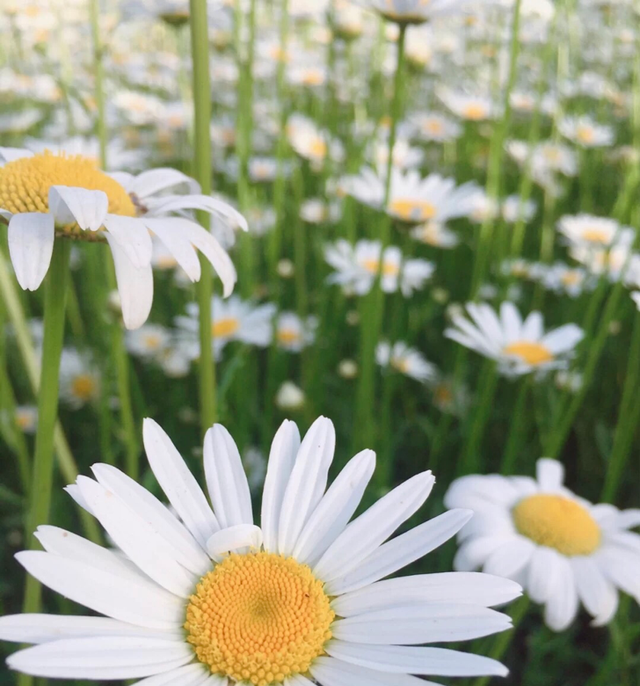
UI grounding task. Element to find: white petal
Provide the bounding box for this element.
[526,546,562,604]
[147,195,248,233]
[261,420,300,554]
[103,215,153,269]
[326,641,508,677]
[310,656,441,686]
[292,450,376,567]
[204,424,253,529]
[543,555,579,631]
[332,573,522,617]
[106,234,153,330]
[536,458,565,492]
[6,636,193,679]
[284,675,315,686]
[278,417,336,557]
[133,664,211,686]
[483,537,535,580]
[64,484,94,515]
[15,551,183,630]
[7,213,55,291]
[331,603,511,644]
[572,556,618,626]
[206,525,263,561]
[129,168,200,199]
[144,218,201,281]
[454,535,508,572]
[313,471,435,583]
[91,463,211,576]
[326,509,472,596]
[0,147,33,163]
[143,418,220,549]
[77,477,196,598]
[0,615,180,645]
[49,186,108,231]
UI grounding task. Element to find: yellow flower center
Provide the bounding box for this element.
[424,120,444,135]
[185,552,334,686]
[308,139,327,159]
[277,329,301,345]
[361,258,399,277]
[561,271,581,286]
[581,228,609,244]
[463,103,487,120]
[71,374,97,402]
[513,494,601,556]
[391,356,410,373]
[434,383,453,406]
[389,199,436,223]
[576,126,595,144]
[0,152,136,219]
[15,411,34,430]
[143,334,162,350]
[503,341,553,366]
[301,70,324,86]
[212,317,240,339]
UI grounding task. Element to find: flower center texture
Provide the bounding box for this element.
[463,103,487,120]
[277,329,301,345]
[185,552,334,686]
[309,139,327,159]
[71,375,97,401]
[389,199,436,222]
[212,318,240,339]
[362,258,399,277]
[0,152,136,218]
[503,341,553,366]
[582,228,610,244]
[512,494,601,556]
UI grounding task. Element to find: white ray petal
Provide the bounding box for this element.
[310,656,440,686]
[133,664,211,686]
[206,525,263,561]
[103,215,153,269]
[49,186,108,231]
[7,212,55,291]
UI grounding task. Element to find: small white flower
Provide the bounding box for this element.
[376,341,437,383]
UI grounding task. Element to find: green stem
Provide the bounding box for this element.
[500,378,531,474]
[112,324,139,477]
[601,311,640,501]
[89,0,108,168]
[353,23,406,452]
[190,0,217,430]
[22,241,71,615]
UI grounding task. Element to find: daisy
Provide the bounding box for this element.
[438,89,496,121]
[325,239,434,296]
[176,296,277,360]
[559,116,615,148]
[276,312,318,352]
[360,0,490,24]
[445,302,584,377]
[13,405,38,434]
[287,114,343,169]
[126,324,172,362]
[411,112,462,143]
[501,195,537,224]
[376,341,437,383]
[556,214,628,248]
[342,167,478,225]
[59,349,101,410]
[410,221,460,248]
[275,381,306,410]
[445,458,640,631]
[0,416,521,682]
[0,148,245,329]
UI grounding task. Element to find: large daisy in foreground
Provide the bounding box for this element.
[0,417,521,684]
[0,147,246,329]
[445,459,640,631]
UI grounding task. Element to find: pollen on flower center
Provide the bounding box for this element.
[278,329,301,345]
[362,258,399,277]
[582,228,609,243]
[71,374,97,401]
[389,198,437,222]
[463,104,487,120]
[503,341,553,366]
[185,552,334,686]
[212,318,240,338]
[513,493,601,555]
[0,152,136,218]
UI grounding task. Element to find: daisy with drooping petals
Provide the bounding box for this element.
[176,296,277,361]
[376,341,437,383]
[0,147,246,329]
[0,416,521,683]
[445,302,584,377]
[342,167,478,225]
[445,458,640,631]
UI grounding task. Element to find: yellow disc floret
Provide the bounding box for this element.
[389,199,437,223]
[0,152,136,218]
[185,552,334,686]
[503,341,554,366]
[513,494,601,556]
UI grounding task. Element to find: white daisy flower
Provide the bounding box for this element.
[532,263,594,298]
[632,291,640,311]
[276,312,318,352]
[559,116,615,148]
[325,239,434,296]
[376,341,437,383]
[342,167,478,225]
[14,405,38,434]
[570,242,636,283]
[556,214,630,249]
[501,195,537,224]
[410,221,460,248]
[360,0,491,24]
[445,302,584,377]
[275,381,306,410]
[411,112,462,143]
[126,324,172,362]
[176,296,277,361]
[0,417,520,683]
[445,458,640,631]
[59,349,101,410]
[0,148,245,329]
[287,114,343,169]
[438,89,497,121]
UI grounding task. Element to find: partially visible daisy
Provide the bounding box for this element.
[176,296,277,360]
[532,263,594,298]
[275,381,306,410]
[376,341,436,383]
[445,302,584,377]
[632,291,640,311]
[0,416,520,682]
[342,167,478,225]
[557,214,629,249]
[0,148,246,329]
[502,195,537,224]
[438,89,497,121]
[276,312,318,352]
[13,405,38,434]
[59,349,101,409]
[559,116,615,148]
[325,239,434,296]
[126,324,172,362]
[287,114,343,169]
[445,458,640,631]
[410,221,460,248]
[411,112,462,143]
[361,0,491,24]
